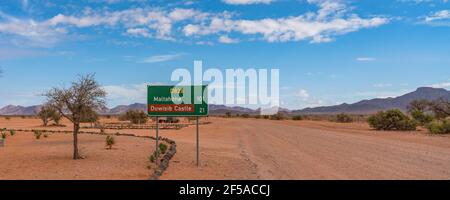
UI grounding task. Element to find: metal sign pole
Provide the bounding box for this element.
[156,116,159,166]
[196,116,199,167]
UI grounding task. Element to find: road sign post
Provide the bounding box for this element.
[196,116,199,167]
[155,116,159,166]
[147,85,208,167]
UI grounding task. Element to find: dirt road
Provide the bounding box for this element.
[160,118,450,180]
[1,117,449,179]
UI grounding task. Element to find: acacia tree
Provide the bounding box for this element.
[79,107,99,127]
[45,74,106,159]
[52,111,62,125]
[429,98,450,120]
[407,99,429,113]
[37,104,57,126]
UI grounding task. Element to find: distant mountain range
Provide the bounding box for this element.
[1,87,449,116]
[292,87,450,114]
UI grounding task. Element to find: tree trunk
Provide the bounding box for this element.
[73,123,80,159]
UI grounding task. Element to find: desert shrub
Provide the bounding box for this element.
[254,115,261,119]
[367,109,417,131]
[241,114,249,118]
[263,115,269,119]
[1,129,6,139]
[159,143,168,154]
[166,117,179,123]
[105,135,115,149]
[149,154,155,163]
[10,130,15,136]
[149,149,161,163]
[225,112,231,118]
[5,116,11,120]
[43,133,49,138]
[336,113,353,123]
[33,130,42,139]
[410,110,434,126]
[99,126,105,134]
[51,112,62,125]
[292,115,304,121]
[270,112,285,120]
[120,110,148,124]
[426,119,450,134]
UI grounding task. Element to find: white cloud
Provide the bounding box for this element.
[356,57,376,61]
[126,28,151,38]
[102,83,147,106]
[430,82,450,88]
[218,35,239,43]
[420,10,450,26]
[0,1,389,46]
[183,0,389,43]
[138,53,183,63]
[373,83,392,88]
[222,0,273,5]
[425,10,450,22]
[295,89,310,98]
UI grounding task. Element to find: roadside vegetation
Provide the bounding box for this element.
[119,110,148,124]
[336,113,353,123]
[368,109,418,131]
[366,98,450,134]
[105,135,115,150]
[45,74,106,159]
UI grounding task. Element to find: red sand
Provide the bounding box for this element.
[1,117,450,180]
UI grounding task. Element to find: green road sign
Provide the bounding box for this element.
[147,85,208,116]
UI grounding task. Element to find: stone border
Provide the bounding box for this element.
[0,128,177,180]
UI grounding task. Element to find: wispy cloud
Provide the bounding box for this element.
[0,1,389,47]
[420,10,450,26]
[430,82,450,88]
[218,35,239,43]
[222,0,273,5]
[184,1,389,43]
[373,83,392,88]
[138,53,184,63]
[356,57,376,62]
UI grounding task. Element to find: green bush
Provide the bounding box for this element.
[10,130,15,136]
[270,113,285,120]
[426,119,450,134]
[1,130,6,139]
[336,113,353,123]
[410,110,434,126]
[149,149,161,163]
[368,109,417,131]
[33,130,42,139]
[292,115,304,120]
[225,112,232,118]
[149,154,155,163]
[106,135,115,149]
[159,143,168,154]
[119,110,148,124]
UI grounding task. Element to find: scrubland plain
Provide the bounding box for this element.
[1,117,449,180]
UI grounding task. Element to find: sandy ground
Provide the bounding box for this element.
[1,117,450,180]
[0,129,155,180]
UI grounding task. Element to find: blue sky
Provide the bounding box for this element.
[0,0,449,109]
